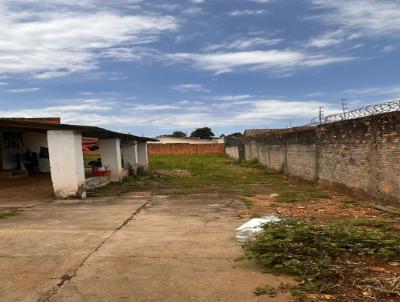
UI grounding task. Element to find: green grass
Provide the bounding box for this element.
[88,154,330,202]
[149,155,329,199]
[149,155,272,191]
[0,211,17,219]
[243,217,400,300]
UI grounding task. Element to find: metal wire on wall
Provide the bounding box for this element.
[310,100,400,125]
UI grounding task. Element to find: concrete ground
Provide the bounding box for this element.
[0,174,53,208]
[0,191,292,302]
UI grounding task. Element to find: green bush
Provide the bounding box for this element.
[244,217,400,296]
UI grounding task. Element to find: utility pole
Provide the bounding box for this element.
[318,107,324,125]
[341,98,348,118]
[289,120,292,128]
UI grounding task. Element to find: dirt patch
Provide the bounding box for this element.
[243,194,273,207]
[154,169,192,177]
[243,191,385,223]
[275,197,380,222]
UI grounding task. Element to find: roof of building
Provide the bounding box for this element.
[0,118,157,142]
[244,126,315,138]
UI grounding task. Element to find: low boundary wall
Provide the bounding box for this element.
[244,111,400,203]
[225,146,240,159]
[149,143,225,155]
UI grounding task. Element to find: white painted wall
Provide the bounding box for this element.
[225,146,240,159]
[48,130,86,198]
[99,138,123,182]
[137,142,149,170]
[121,141,138,175]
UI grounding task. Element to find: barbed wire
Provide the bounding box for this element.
[309,100,400,125]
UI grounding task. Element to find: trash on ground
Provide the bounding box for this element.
[235,215,281,243]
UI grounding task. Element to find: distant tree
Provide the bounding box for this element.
[227,132,243,138]
[190,127,215,139]
[170,131,187,138]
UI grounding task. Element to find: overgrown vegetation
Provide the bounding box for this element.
[0,211,17,219]
[148,155,330,199]
[88,155,330,201]
[244,217,400,301]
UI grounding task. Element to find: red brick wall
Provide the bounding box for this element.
[5,117,61,124]
[244,111,400,204]
[149,143,225,155]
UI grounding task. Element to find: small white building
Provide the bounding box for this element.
[0,118,154,199]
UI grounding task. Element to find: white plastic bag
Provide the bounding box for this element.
[235,215,281,243]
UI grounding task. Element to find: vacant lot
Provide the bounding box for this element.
[91,154,400,302]
[1,154,399,302]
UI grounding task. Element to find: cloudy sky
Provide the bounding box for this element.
[0,0,399,136]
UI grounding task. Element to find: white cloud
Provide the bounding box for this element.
[99,47,158,62]
[205,37,282,51]
[309,31,344,48]
[0,99,115,122]
[0,98,340,131]
[344,85,400,98]
[214,95,253,101]
[182,7,204,15]
[6,87,40,93]
[173,84,211,93]
[0,1,177,78]
[380,45,398,53]
[133,104,179,111]
[310,0,400,37]
[168,50,353,74]
[229,9,266,16]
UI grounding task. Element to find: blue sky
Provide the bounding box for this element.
[0,0,399,137]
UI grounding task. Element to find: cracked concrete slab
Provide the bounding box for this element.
[50,195,290,302]
[0,192,292,302]
[0,196,149,302]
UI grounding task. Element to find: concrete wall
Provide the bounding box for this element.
[121,142,139,175]
[99,138,123,182]
[149,143,225,155]
[48,130,86,198]
[244,112,400,203]
[225,146,240,159]
[137,142,149,170]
